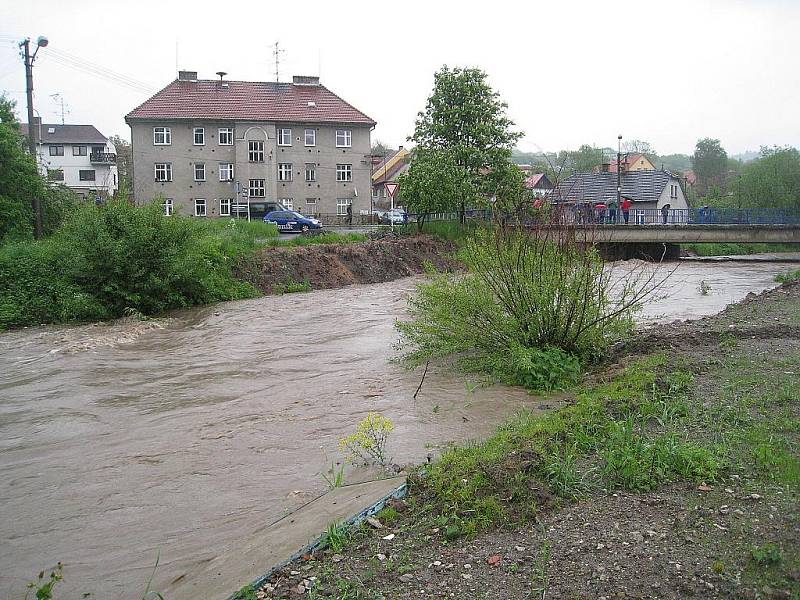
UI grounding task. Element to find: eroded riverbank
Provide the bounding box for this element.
[0,259,796,599]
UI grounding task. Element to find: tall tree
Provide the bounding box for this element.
[410,66,522,218]
[397,149,476,230]
[108,135,132,199]
[732,146,800,209]
[692,138,728,192]
[0,96,45,242]
[371,140,392,157]
[565,144,605,173]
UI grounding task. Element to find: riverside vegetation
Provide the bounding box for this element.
[0,200,371,331]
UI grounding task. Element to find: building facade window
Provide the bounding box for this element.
[278,163,292,181]
[193,127,205,145]
[194,163,206,181]
[218,127,234,145]
[304,129,316,146]
[163,198,173,216]
[249,179,265,197]
[47,169,64,181]
[305,163,316,182]
[194,198,207,217]
[153,127,171,145]
[337,198,351,216]
[336,164,352,182]
[219,198,231,216]
[305,197,317,206]
[79,170,96,181]
[155,163,172,182]
[280,198,294,210]
[248,140,264,162]
[219,163,234,181]
[335,129,352,148]
[72,145,87,156]
[278,128,292,146]
[49,145,64,156]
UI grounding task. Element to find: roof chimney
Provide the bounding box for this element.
[292,75,320,86]
[216,71,227,81]
[178,70,198,81]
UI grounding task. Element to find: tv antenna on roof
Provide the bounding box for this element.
[49,93,69,125]
[272,41,286,82]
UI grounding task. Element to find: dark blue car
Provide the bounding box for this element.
[263,210,322,233]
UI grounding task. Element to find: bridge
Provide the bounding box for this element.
[407,207,800,245]
[576,224,800,244]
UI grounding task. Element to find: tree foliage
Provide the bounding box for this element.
[733,146,800,209]
[108,134,132,198]
[692,138,729,191]
[410,66,522,180]
[0,96,44,242]
[397,149,476,229]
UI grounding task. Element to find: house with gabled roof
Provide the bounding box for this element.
[22,119,118,198]
[371,147,410,210]
[524,173,553,197]
[553,170,689,222]
[125,71,375,219]
[594,153,656,174]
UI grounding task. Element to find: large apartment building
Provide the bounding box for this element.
[125,71,375,219]
[23,119,119,198]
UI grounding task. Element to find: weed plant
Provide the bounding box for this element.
[776,268,800,283]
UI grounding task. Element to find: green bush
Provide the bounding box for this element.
[398,228,645,389]
[0,201,258,329]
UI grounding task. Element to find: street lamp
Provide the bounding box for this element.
[20,35,49,238]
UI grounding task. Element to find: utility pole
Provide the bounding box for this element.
[20,36,48,239]
[616,134,622,208]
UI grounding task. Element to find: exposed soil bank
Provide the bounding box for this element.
[257,282,800,600]
[235,236,458,293]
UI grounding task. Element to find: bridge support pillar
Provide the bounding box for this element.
[598,242,681,262]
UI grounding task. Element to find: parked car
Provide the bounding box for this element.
[382,209,407,225]
[263,210,322,233]
[249,201,287,220]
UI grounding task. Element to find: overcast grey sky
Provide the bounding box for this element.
[1,0,798,156]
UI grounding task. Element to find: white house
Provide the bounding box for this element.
[23,118,119,198]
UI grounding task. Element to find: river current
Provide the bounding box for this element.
[0,258,795,599]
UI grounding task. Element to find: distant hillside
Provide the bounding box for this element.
[731,150,760,163]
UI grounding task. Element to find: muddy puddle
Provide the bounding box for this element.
[0,258,794,599]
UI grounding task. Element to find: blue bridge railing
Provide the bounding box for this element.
[403,207,800,226]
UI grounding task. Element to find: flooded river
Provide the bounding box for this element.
[0,258,795,599]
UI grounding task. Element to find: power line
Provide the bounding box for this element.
[44,50,156,94]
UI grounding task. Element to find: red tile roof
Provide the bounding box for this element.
[125,79,376,125]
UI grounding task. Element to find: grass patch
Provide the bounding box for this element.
[273,280,312,295]
[410,355,724,534]
[265,232,368,247]
[683,242,800,257]
[399,220,487,244]
[776,268,800,283]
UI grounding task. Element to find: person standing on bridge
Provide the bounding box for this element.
[621,197,632,224]
[661,203,670,225]
[607,199,618,224]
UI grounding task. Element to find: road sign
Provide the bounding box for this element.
[385,182,399,199]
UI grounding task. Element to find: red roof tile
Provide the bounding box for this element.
[125,79,376,125]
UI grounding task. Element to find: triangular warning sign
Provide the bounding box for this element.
[385,182,399,199]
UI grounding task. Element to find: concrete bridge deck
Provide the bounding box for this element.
[553,224,800,244]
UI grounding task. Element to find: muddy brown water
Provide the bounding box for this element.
[0,259,795,599]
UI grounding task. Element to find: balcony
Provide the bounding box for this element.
[90,152,116,164]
